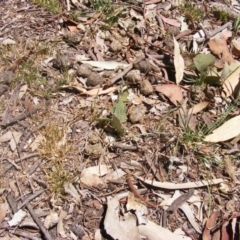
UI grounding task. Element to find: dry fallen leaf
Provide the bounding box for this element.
[173,37,184,85]
[160,14,180,27]
[80,165,110,187]
[204,115,240,142]
[188,102,209,114]
[104,196,139,240]
[0,202,8,224]
[221,61,240,97]
[202,211,220,240]
[208,38,234,64]
[156,84,183,106]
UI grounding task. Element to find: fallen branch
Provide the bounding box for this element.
[137,177,224,189]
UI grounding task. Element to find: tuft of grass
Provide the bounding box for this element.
[89,0,127,26]
[44,163,73,196]
[179,1,205,24]
[39,121,75,196]
[29,0,62,14]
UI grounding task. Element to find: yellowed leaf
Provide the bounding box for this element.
[173,37,184,85]
[204,115,240,142]
[188,102,209,114]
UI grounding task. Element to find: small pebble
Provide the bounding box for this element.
[140,79,154,96]
[86,73,103,87]
[110,39,122,52]
[129,104,147,123]
[77,64,93,78]
[125,70,141,84]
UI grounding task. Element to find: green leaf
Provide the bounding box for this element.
[193,54,215,72]
[111,114,125,135]
[111,100,127,123]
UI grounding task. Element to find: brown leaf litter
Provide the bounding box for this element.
[0,0,240,239]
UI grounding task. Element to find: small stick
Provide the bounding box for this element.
[175,30,193,40]
[206,21,233,39]
[125,169,157,209]
[26,204,53,240]
[1,106,41,127]
[156,14,165,35]
[110,55,145,85]
[9,230,40,240]
[17,189,45,210]
[0,153,39,176]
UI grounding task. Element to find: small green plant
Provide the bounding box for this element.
[30,0,62,14]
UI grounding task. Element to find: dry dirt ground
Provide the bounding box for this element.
[1,0,240,239]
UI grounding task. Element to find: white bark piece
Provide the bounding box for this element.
[8,209,27,227]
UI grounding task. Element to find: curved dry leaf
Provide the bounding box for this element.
[188,102,209,114]
[156,84,183,106]
[61,85,117,96]
[173,37,184,85]
[202,211,220,240]
[137,176,223,189]
[160,14,180,27]
[81,60,129,70]
[222,61,240,97]
[180,203,201,233]
[204,115,240,142]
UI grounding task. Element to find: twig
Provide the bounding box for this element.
[199,21,233,43]
[175,30,193,40]
[26,204,53,240]
[125,169,157,209]
[6,192,17,214]
[110,55,145,85]
[0,153,39,176]
[167,189,194,212]
[9,230,40,240]
[31,176,48,189]
[17,189,45,210]
[156,14,165,35]
[1,106,41,127]
[207,21,233,39]
[144,152,161,181]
